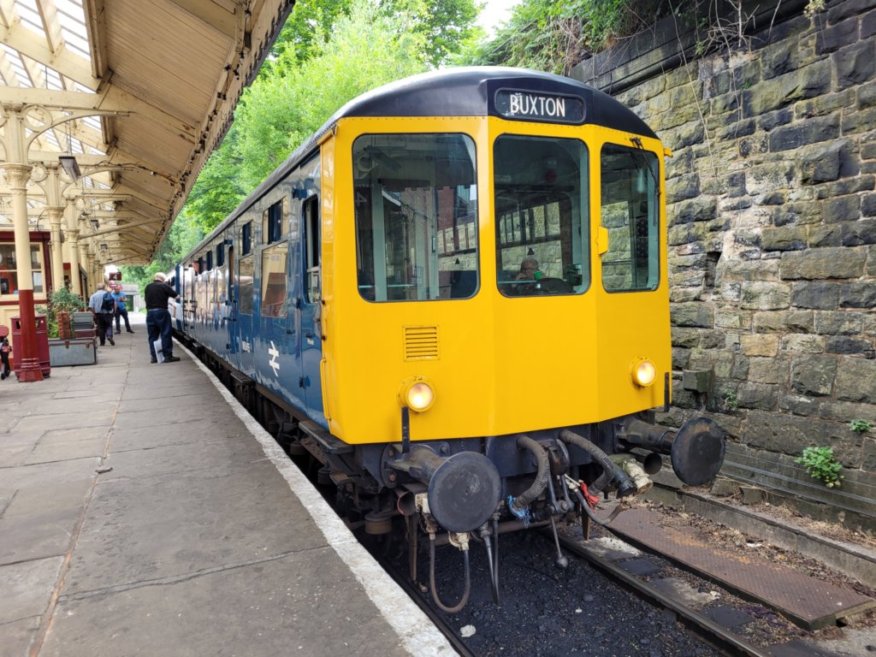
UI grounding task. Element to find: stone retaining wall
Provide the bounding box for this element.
[573,0,875,530]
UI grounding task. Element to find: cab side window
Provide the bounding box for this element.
[303,196,320,303]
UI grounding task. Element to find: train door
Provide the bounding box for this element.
[258,195,294,396]
[236,218,255,376]
[300,193,323,417]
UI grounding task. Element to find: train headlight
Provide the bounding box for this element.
[402,380,435,412]
[632,360,657,388]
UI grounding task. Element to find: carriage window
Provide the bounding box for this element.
[264,200,285,244]
[494,135,589,297]
[239,256,254,315]
[241,222,252,255]
[261,244,287,317]
[600,145,659,292]
[354,133,478,302]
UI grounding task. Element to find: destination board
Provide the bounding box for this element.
[494,89,585,124]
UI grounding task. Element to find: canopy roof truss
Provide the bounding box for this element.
[0,0,294,264]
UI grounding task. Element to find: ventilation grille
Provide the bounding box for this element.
[404,326,439,361]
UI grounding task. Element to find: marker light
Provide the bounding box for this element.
[405,381,435,412]
[633,360,657,387]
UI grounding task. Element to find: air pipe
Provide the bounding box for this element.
[559,429,637,498]
[507,435,550,523]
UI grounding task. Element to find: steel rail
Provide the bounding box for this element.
[557,534,773,657]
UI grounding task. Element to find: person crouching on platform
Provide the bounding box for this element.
[88,282,116,346]
[145,272,180,363]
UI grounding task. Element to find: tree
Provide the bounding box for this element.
[170,0,480,238]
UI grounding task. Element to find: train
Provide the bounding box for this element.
[169,67,726,611]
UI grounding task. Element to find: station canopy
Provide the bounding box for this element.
[0,0,294,265]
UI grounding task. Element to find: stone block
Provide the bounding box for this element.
[672,347,691,370]
[815,16,859,55]
[737,382,778,410]
[863,193,876,216]
[740,334,779,357]
[815,310,865,335]
[841,219,876,246]
[863,438,876,473]
[740,282,791,310]
[749,356,788,385]
[822,195,862,223]
[779,394,822,416]
[682,369,713,393]
[842,106,876,136]
[758,107,795,132]
[716,309,751,329]
[791,281,840,309]
[835,358,876,403]
[861,79,876,108]
[818,174,875,200]
[791,355,837,396]
[864,8,876,39]
[700,330,724,350]
[826,336,875,358]
[839,281,876,308]
[747,60,831,115]
[666,174,700,203]
[671,302,715,328]
[827,0,876,24]
[780,247,867,279]
[672,328,701,349]
[782,334,826,354]
[808,225,843,247]
[797,90,856,119]
[800,139,848,183]
[762,226,807,251]
[768,115,840,152]
[744,410,845,457]
[670,197,718,225]
[720,259,780,282]
[752,311,785,333]
[818,399,875,423]
[834,40,876,88]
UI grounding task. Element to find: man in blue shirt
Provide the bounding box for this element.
[88,282,115,346]
[112,285,134,334]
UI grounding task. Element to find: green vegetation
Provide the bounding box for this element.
[461,0,667,74]
[126,0,478,281]
[796,446,843,489]
[849,419,873,434]
[43,288,87,338]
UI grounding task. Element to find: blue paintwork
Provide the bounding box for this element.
[178,155,326,429]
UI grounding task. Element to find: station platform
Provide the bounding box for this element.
[0,314,456,657]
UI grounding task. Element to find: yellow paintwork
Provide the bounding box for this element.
[319,115,670,444]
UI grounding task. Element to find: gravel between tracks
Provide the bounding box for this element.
[396,531,721,657]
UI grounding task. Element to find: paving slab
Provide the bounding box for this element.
[43,549,412,657]
[0,557,64,622]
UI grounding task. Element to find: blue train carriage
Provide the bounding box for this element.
[176,68,726,610]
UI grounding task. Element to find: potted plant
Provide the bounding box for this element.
[45,288,87,338]
[44,289,97,366]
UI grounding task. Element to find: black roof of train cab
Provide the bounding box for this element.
[330,67,657,139]
[191,67,657,254]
